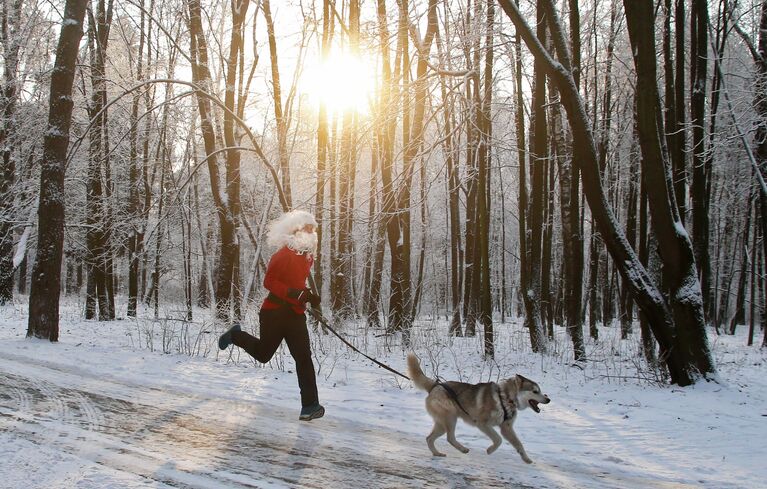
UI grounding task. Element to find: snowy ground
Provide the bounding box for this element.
[1,299,765,489]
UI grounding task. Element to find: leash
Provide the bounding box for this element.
[307,307,411,381]
[433,379,474,419]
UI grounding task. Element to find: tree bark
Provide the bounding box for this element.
[27,0,88,341]
[0,0,23,304]
[521,0,548,353]
[127,0,147,318]
[263,0,291,208]
[85,0,115,321]
[436,25,463,336]
[186,0,246,322]
[478,0,494,357]
[513,5,530,344]
[498,0,715,384]
[671,0,687,220]
[728,191,753,335]
[691,0,711,322]
[463,2,479,337]
[332,0,359,319]
[623,0,714,379]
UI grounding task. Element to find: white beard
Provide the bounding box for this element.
[286,231,318,255]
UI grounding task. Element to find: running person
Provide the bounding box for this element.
[218,210,324,421]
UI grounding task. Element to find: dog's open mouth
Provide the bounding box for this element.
[529,399,541,413]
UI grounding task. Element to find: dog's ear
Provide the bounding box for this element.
[516,374,535,389]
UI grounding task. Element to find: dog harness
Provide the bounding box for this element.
[493,383,513,422]
[432,381,513,423]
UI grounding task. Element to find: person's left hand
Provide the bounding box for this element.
[303,289,321,309]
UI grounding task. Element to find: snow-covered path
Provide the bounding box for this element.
[0,350,525,488]
[1,306,765,489]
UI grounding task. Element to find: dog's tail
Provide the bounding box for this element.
[407,353,437,392]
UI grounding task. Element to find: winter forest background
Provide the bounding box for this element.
[3,0,767,390]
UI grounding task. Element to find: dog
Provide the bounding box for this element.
[407,353,550,463]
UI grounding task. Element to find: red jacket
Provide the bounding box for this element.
[261,246,314,314]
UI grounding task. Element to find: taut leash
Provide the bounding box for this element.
[307,307,411,381]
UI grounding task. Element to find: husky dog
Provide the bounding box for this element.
[407,353,550,463]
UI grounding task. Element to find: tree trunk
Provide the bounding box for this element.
[521,0,548,353]
[27,0,88,341]
[691,0,711,323]
[186,0,245,322]
[700,2,730,323]
[744,0,767,349]
[639,167,656,362]
[748,203,758,346]
[670,0,688,221]
[621,131,640,339]
[623,0,714,379]
[263,0,291,208]
[85,0,115,321]
[332,0,359,319]
[478,0,494,357]
[587,231,601,339]
[728,192,753,335]
[513,8,531,343]
[314,0,333,304]
[562,0,585,359]
[437,28,463,335]
[127,0,147,318]
[499,0,714,385]
[0,0,23,305]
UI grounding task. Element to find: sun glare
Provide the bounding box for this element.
[303,51,375,116]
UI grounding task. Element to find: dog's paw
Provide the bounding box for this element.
[460,447,470,454]
[432,452,447,458]
[486,445,499,455]
[522,455,533,464]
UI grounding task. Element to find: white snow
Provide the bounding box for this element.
[11,225,31,269]
[1,299,765,488]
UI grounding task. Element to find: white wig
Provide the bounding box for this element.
[266,209,318,250]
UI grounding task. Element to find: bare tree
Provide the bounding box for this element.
[0,0,23,304]
[84,0,115,321]
[498,0,715,385]
[27,0,88,340]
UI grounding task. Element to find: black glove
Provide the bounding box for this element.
[287,287,321,308]
[304,290,321,309]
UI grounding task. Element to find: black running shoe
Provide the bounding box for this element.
[299,402,325,421]
[218,323,241,350]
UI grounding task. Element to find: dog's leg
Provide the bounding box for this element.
[477,425,502,455]
[444,417,470,454]
[426,423,447,457]
[501,422,533,464]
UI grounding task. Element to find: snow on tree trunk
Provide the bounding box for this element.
[27,0,88,341]
[498,0,715,385]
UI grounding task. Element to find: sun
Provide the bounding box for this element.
[303,50,375,116]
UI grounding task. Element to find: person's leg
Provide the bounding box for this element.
[231,309,285,363]
[283,312,319,408]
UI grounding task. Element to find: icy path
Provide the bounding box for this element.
[0,351,527,488]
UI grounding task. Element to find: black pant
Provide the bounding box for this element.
[231,307,319,408]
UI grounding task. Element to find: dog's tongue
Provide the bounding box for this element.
[529,399,541,413]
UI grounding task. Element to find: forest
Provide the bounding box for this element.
[2,0,767,389]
